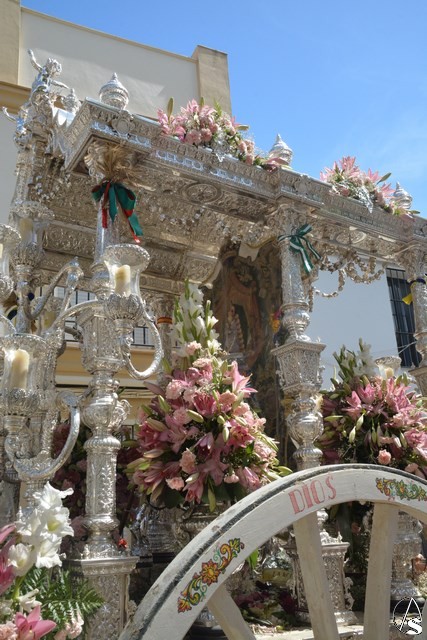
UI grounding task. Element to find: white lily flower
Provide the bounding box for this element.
[8,542,35,576]
[38,506,74,539]
[193,316,206,334]
[33,482,73,510]
[34,535,63,569]
[15,508,42,543]
[187,283,204,305]
[17,588,41,612]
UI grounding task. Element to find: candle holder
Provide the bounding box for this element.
[103,244,150,297]
[0,334,46,396]
[102,245,162,366]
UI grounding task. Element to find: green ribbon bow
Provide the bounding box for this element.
[278,224,321,274]
[92,181,143,242]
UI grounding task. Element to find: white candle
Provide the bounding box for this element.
[10,348,30,389]
[19,218,34,244]
[0,244,3,260]
[114,265,131,296]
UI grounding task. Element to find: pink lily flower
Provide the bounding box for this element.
[193,392,216,417]
[343,391,363,420]
[15,605,56,639]
[226,361,256,397]
[184,473,205,503]
[357,384,376,405]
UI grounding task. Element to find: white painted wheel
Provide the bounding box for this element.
[120,465,427,640]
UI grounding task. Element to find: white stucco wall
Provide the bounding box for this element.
[20,10,199,117]
[0,118,18,224]
[308,270,398,388]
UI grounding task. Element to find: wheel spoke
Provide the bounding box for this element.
[208,583,257,640]
[293,511,340,640]
[363,502,399,640]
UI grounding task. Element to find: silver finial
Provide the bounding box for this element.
[268,133,293,167]
[99,73,129,110]
[62,88,80,114]
[393,182,413,211]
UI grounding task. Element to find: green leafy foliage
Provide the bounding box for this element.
[21,566,103,639]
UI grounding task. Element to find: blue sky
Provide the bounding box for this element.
[23,0,427,215]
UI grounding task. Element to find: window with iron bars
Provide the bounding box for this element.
[49,287,155,348]
[386,268,420,368]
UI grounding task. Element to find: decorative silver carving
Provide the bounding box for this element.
[67,556,137,640]
[62,88,81,114]
[3,45,427,640]
[390,511,422,602]
[287,535,357,625]
[393,182,413,211]
[268,133,293,166]
[99,73,129,111]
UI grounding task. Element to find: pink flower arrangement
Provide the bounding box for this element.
[158,98,284,171]
[317,340,427,476]
[320,156,418,216]
[128,282,289,511]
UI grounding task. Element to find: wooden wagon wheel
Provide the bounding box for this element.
[119,465,427,640]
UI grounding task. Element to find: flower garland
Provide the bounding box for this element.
[127,281,290,510]
[158,99,284,171]
[320,156,419,216]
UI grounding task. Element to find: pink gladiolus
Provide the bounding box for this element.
[15,606,56,639]
[377,450,392,465]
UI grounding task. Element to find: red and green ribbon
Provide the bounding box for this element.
[91,181,143,242]
[278,224,321,274]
